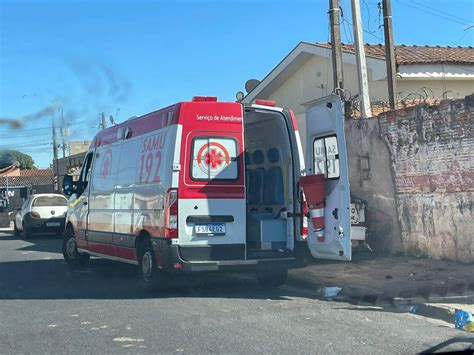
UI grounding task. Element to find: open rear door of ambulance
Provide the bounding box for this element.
[302,95,351,261]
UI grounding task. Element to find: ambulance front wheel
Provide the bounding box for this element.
[62,227,90,267]
[256,267,288,288]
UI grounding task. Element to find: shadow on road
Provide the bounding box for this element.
[0,231,62,254]
[0,257,314,301]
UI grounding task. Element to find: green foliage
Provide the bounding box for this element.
[0,150,36,170]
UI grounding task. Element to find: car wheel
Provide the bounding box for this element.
[256,267,288,288]
[138,240,164,290]
[62,228,90,267]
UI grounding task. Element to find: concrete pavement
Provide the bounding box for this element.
[0,230,473,353]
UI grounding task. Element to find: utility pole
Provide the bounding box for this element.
[60,107,68,158]
[329,0,344,98]
[101,112,107,130]
[351,0,372,118]
[383,0,397,110]
[51,111,59,191]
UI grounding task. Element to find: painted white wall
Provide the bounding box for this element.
[264,55,474,117]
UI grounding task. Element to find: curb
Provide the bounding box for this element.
[287,274,474,325]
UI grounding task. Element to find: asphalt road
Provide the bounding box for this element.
[0,231,472,354]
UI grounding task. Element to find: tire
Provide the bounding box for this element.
[14,222,20,237]
[137,239,163,290]
[62,228,90,267]
[256,267,288,288]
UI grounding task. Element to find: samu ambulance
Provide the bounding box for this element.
[62,95,351,288]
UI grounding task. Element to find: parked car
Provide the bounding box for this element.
[14,193,68,239]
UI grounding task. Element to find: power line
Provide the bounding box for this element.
[410,0,473,24]
[0,126,51,133]
[340,1,354,43]
[0,132,52,139]
[396,0,472,26]
[341,16,384,41]
[0,119,91,135]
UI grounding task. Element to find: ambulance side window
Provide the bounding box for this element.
[313,136,340,179]
[191,137,238,180]
[78,152,94,195]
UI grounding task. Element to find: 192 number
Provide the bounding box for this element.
[139,151,162,183]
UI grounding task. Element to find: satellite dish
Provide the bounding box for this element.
[245,79,261,94]
[236,91,245,102]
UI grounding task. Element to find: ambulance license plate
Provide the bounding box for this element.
[195,224,226,235]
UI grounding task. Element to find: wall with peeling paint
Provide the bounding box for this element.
[378,95,474,262]
[344,119,403,254]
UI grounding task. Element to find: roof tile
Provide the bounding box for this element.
[316,43,474,65]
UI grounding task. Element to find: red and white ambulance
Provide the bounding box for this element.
[62,95,351,288]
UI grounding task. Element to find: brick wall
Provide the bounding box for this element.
[378,95,474,262]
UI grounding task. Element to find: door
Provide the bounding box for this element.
[88,143,121,256]
[178,130,246,261]
[69,151,94,250]
[304,95,351,261]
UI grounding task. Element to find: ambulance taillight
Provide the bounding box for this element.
[165,189,178,239]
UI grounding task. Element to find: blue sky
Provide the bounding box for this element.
[1,0,473,168]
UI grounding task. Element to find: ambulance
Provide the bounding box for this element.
[62,95,351,288]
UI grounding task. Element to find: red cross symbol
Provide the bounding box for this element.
[205,149,223,169]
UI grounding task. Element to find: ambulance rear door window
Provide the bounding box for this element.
[191,137,238,181]
[313,135,340,179]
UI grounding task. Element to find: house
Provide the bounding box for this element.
[243,42,474,143]
[242,43,474,261]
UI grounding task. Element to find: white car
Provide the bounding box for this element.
[14,193,68,239]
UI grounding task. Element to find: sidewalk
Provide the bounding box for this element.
[288,255,474,326]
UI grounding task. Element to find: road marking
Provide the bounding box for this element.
[70,314,79,317]
[48,324,58,328]
[113,337,145,342]
[81,321,91,325]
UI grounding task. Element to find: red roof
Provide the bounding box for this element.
[19,169,54,177]
[316,43,474,65]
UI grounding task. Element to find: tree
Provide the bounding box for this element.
[0,150,36,170]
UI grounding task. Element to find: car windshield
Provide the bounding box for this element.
[32,196,67,207]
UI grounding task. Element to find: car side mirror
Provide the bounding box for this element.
[62,174,75,196]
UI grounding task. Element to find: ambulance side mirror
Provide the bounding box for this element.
[62,174,75,196]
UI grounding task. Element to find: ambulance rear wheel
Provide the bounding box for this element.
[138,240,162,290]
[256,267,288,288]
